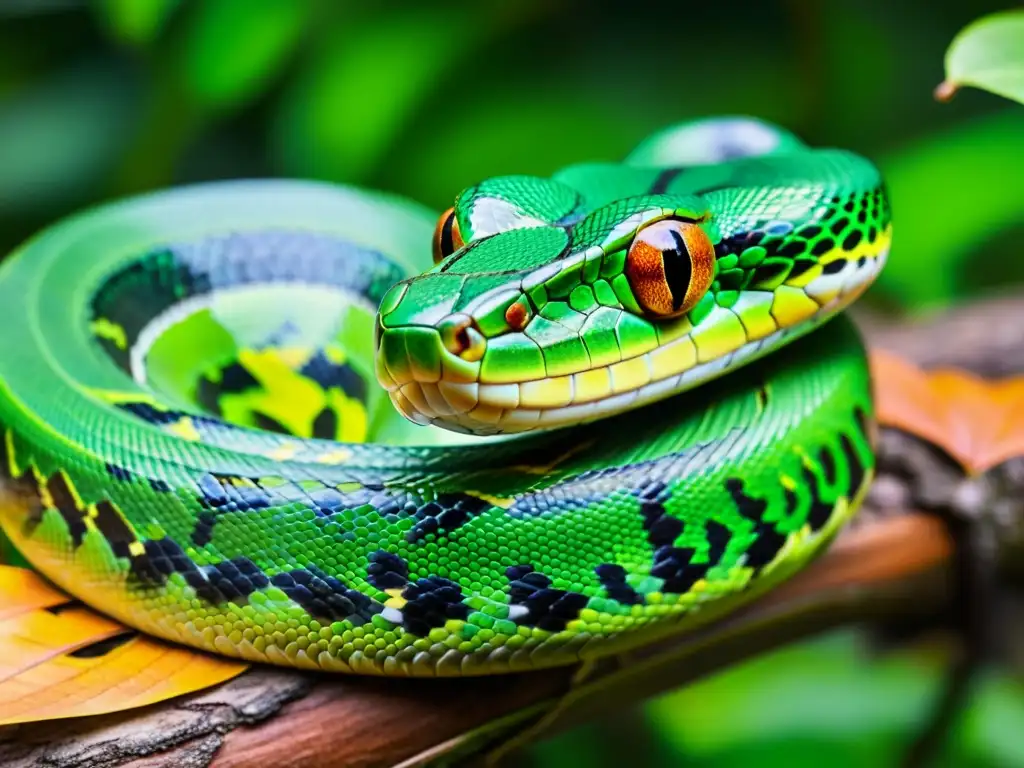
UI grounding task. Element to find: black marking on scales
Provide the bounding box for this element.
[366,550,410,590]
[44,473,89,548]
[853,405,873,445]
[192,472,273,546]
[91,500,140,558]
[90,231,407,369]
[781,471,834,534]
[595,564,642,605]
[636,471,733,593]
[191,558,271,603]
[300,351,368,402]
[398,576,472,636]
[126,533,385,624]
[187,469,500,548]
[367,554,590,637]
[507,434,737,519]
[299,481,495,542]
[364,551,483,637]
[720,425,870,563]
[505,564,589,633]
[0,425,394,626]
[270,566,382,625]
[649,168,685,194]
[105,463,133,482]
[117,401,217,430]
[801,465,837,532]
[499,433,747,599]
[129,537,199,587]
[724,478,788,570]
[197,352,368,439]
[839,432,869,498]
[0,430,154,556]
[652,518,732,594]
[196,361,262,417]
[404,493,494,542]
[817,446,838,486]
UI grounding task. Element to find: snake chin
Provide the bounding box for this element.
[388,319,794,436]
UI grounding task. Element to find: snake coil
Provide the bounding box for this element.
[0,117,889,676]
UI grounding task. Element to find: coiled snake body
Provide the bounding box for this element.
[0,118,889,676]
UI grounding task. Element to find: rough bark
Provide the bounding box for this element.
[2,295,1022,768]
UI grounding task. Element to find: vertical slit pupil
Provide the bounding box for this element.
[662,229,693,311]
[439,212,457,257]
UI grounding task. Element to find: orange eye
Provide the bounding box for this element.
[624,219,715,318]
[432,207,465,264]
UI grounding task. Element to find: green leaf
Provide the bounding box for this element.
[182,0,310,111]
[94,0,181,47]
[939,9,1024,104]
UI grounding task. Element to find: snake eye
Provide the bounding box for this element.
[432,207,465,264]
[624,219,716,318]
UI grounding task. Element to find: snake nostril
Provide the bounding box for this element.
[439,313,486,362]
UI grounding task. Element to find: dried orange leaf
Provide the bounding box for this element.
[0,606,124,679]
[0,565,70,619]
[0,566,247,725]
[870,349,1024,474]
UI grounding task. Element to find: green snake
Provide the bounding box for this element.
[0,118,889,676]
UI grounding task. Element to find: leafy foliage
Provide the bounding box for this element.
[181,0,309,112]
[875,110,1024,309]
[939,9,1024,105]
[0,0,1018,312]
[93,0,180,47]
[533,632,1024,767]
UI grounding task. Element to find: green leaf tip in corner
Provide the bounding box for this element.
[939,9,1024,105]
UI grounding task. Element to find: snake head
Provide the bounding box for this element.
[376,156,890,436]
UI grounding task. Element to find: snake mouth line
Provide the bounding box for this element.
[380,243,887,435]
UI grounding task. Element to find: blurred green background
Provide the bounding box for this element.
[2,0,1023,312]
[1,1,1023,765]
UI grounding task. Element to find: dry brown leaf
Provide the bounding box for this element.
[0,565,248,725]
[870,349,1024,474]
[0,565,67,620]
